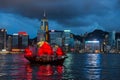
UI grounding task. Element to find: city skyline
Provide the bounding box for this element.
[0,0,120,38]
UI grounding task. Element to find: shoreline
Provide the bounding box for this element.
[0,51,120,54]
[0,51,24,54]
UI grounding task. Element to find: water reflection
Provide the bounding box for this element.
[0,53,120,80]
[26,64,33,80]
[0,55,7,77]
[85,54,101,67]
[0,54,64,80]
[83,54,102,80]
[37,65,53,77]
[25,64,64,80]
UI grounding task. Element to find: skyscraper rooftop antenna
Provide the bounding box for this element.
[43,10,46,18]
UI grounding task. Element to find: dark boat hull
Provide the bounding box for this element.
[24,55,67,65]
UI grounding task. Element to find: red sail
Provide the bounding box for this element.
[24,48,32,56]
[56,47,64,56]
[38,42,53,56]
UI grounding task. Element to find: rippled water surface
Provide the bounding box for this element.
[0,53,120,80]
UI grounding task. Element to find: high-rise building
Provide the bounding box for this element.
[18,32,29,49]
[37,12,49,42]
[74,40,81,52]
[109,31,116,47]
[117,39,120,52]
[63,30,71,52]
[63,30,71,45]
[7,36,12,51]
[85,40,100,53]
[0,29,7,51]
[37,30,45,42]
[12,33,19,49]
[12,32,29,51]
[49,30,63,46]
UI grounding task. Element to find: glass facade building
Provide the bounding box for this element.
[12,32,29,49]
[7,36,12,51]
[12,33,19,48]
[0,29,7,50]
[49,30,63,46]
[109,31,116,47]
[85,40,100,53]
[18,32,29,49]
[37,30,45,42]
[63,30,71,45]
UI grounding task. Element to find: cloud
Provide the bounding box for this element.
[0,12,40,38]
[0,0,120,34]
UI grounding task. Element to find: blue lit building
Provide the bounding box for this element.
[109,31,116,47]
[63,30,71,45]
[85,40,100,53]
[12,33,19,49]
[63,30,72,52]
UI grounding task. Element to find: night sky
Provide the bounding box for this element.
[0,0,120,38]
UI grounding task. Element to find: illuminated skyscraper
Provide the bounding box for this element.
[37,30,45,42]
[37,12,49,42]
[74,39,81,52]
[12,32,29,51]
[109,31,116,47]
[18,32,29,49]
[85,40,100,53]
[49,30,64,46]
[12,33,19,49]
[41,12,48,32]
[63,30,71,45]
[63,30,71,52]
[7,36,12,51]
[0,29,7,50]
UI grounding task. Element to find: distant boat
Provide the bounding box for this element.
[24,41,67,65]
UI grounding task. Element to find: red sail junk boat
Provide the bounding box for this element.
[24,41,67,65]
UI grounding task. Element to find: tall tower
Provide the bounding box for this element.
[109,31,116,47]
[41,11,49,42]
[40,11,48,31]
[37,11,49,42]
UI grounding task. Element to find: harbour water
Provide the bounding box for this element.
[0,53,120,80]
